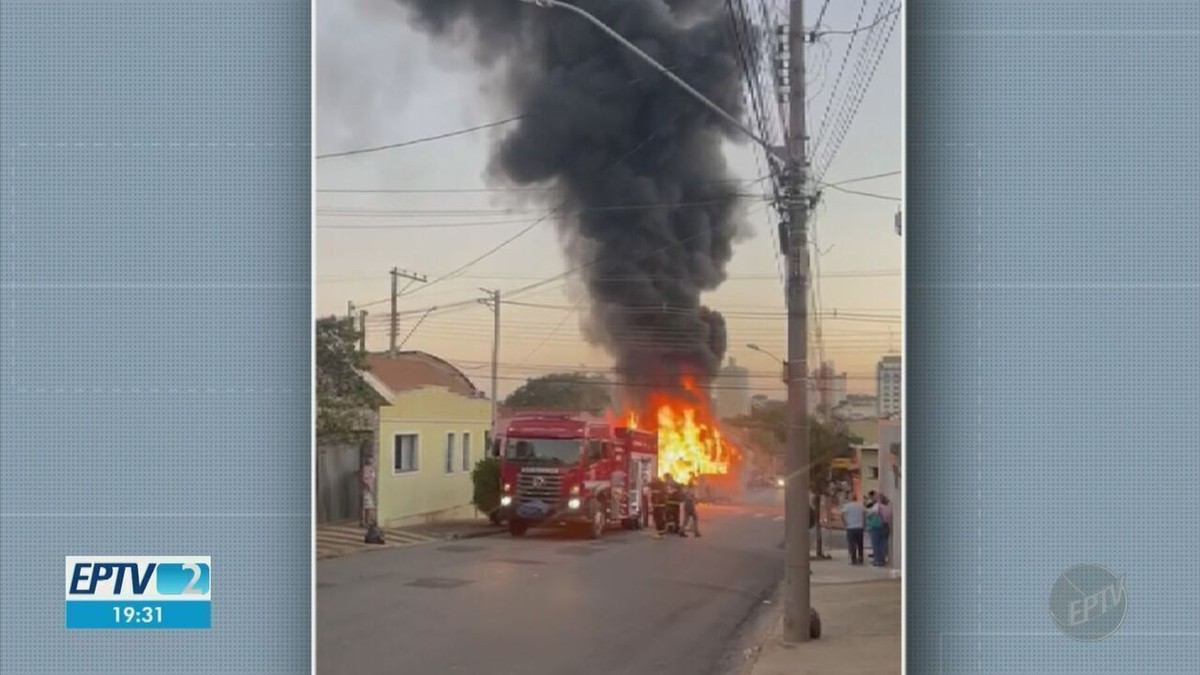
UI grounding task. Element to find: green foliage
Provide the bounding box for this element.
[502,372,612,413]
[316,315,378,442]
[730,406,861,492]
[471,456,502,513]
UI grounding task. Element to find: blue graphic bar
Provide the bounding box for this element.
[65,601,211,630]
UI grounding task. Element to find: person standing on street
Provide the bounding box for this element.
[649,476,667,539]
[840,495,866,565]
[866,500,887,566]
[360,456,377,528]
[878,494,893,564]
[664,474,686,537]
[681,474,701,538]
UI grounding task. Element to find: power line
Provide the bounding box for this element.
[318,217,533,230]
[318,268,900,283]
[393,112,687,301]
[811,1,899,180]
[316,116,526,160]
[825,183,900,201]
[814,4,900,37]
[316,175,771,195]
[821,169,900,186]
[809,0,870,158]
[814,0,834,30]
[315,196,767,227]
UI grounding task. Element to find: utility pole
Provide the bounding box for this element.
[388,268,427,357]
[479,289,501,428]
[358,310,368,353]
[783,0,812,643]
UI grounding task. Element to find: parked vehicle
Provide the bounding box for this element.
[496,411,658,539]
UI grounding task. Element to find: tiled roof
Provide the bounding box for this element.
[363,351,481,399]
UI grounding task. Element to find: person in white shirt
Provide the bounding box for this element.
[840,496,867,565]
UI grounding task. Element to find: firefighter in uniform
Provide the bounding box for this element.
[649,476,668,539]
[664,474,685,536]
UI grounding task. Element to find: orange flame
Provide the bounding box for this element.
[613,386,738,479]
[654,403,735,479]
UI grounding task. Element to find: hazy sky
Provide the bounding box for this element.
[316,0,901,400]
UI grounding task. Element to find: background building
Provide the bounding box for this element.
[834,394,878,420]
[808,360,848,416]
[714,357,750,420]
[876,355,902,417]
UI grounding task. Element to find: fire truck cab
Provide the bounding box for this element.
[496,411,657,539]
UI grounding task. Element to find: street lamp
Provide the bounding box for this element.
[747,344,787,384]
[519,0,814,642]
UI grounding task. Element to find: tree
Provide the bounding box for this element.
[471,456,503,525]
[729,407,861,558]
[503,372,612,413]
[807,417,861,558]
[316,315,379,442]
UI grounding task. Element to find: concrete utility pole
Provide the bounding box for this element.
[389,268,427,356]
[479,289,501,428]
[358,310,368,354]
[782,0,812,643]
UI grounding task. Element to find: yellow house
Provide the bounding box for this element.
[360,352,492,527]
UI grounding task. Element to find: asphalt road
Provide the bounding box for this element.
[318,490,787,675]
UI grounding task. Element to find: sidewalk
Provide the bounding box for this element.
[744,552,900,675]
[316,518,502,560]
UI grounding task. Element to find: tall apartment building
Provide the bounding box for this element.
[808,360,848,416]
[876,355,902,417]
[715,357,750,420]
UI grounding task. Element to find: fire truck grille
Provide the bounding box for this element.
[517,473,562,503]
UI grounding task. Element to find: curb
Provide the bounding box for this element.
[445,527,506,541]
[812,575,901,586]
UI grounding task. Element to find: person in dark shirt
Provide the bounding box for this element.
[664,474,685,536]
[649,477,667,539]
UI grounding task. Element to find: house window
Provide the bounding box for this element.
[445,433,456,473]
[868,467,880,479]
[462,432,472,472]
[394,434,418,473]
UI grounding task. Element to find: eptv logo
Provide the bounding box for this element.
[65,557,211,629]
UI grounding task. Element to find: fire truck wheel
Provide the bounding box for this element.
[508,519,528,537]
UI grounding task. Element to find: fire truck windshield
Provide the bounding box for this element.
[504,438,581,465]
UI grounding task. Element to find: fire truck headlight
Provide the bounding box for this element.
[503,483,512,492]
[500,496,513,507]
[569,484,581,495]
[567,497,581,510]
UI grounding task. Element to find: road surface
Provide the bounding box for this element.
[318,492,786,675]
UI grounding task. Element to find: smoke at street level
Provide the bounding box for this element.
[394,0,751,405]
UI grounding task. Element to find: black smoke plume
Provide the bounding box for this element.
[395,0,750,407]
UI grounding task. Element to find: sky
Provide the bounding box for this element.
[316,0,901,401]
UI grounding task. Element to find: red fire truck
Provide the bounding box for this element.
[495,411,657,539]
